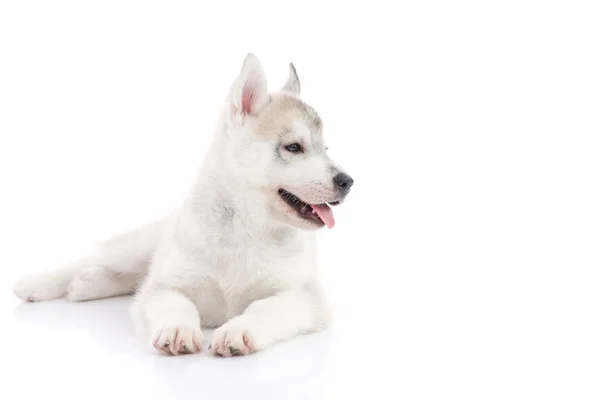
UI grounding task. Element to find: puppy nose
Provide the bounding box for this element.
[333,172,354,193]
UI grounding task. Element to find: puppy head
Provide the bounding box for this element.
[223,54,353,230]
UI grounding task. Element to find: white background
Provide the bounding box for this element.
[1,1,599,399]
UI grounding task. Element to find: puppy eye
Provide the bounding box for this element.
[284,143,303,153]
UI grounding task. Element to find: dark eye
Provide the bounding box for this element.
[284,143,303,153]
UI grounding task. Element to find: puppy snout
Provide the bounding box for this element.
[333,172,354,194]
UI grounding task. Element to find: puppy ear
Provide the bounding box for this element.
[230,53,269,117]
[281,63,301,94]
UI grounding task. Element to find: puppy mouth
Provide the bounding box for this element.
[277,189,337,229]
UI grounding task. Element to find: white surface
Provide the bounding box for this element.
[1,1,600,399]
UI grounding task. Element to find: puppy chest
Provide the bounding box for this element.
[190,271,287,326]
[190,230,314,318]
[192,258,308,322]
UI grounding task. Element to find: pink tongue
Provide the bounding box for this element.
[312,204,335,229]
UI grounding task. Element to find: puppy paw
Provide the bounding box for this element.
[152,325,204,355]
[210,317,257,357]
[13,273,67,302]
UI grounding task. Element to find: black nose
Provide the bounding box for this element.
[333,172,354,194]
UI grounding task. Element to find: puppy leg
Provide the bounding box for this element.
[66,267,137,302]
[13,219,161,302]
[211,290,328,357]
[136,289,204,355]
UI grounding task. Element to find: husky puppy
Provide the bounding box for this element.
[13,54,354,356]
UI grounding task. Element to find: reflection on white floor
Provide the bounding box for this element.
[9,296,334,400]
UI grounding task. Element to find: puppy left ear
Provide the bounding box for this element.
[230,53,270,117]
[281,63,301,95]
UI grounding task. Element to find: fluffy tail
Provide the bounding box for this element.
[13,219,165,302]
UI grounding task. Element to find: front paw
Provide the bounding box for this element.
[210,317,257,357]
[152,325,204,355]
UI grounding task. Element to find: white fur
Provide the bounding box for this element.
[13,54,352,357]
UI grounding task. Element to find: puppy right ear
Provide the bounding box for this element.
[281,63,301,95]
[228,53,270,124]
